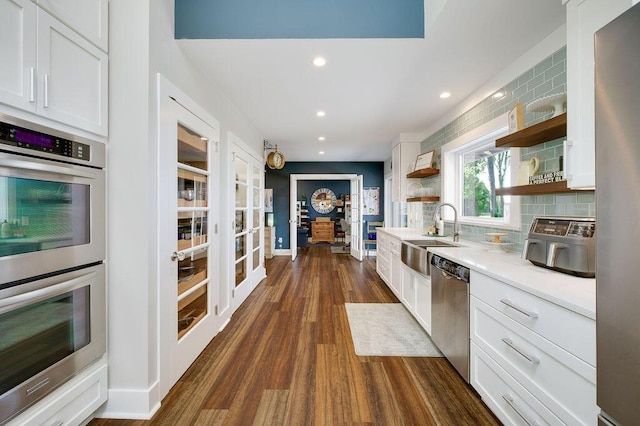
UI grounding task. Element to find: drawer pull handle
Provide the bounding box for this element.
[500,299,538,319]
[502,394,539,426]
[502,337,540,364]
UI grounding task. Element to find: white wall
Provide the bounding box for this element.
[100,0,264,419]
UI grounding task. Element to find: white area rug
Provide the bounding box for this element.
[345,303,443,357]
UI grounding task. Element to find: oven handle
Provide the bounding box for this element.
[0,157,97,179]
[0,271,95,310]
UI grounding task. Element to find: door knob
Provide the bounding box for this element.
[171,251,186,261]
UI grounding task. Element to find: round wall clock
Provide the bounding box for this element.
[310,188,337,213]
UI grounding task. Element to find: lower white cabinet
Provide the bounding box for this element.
[389,236,402,297]
[470,271,597,425]
[376,232,391,285]
[413,272,432,335]
[400,264,416,312]
[8,359,107,426]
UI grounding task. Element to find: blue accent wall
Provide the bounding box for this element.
[175,0,424,39]
[265,162,384,249]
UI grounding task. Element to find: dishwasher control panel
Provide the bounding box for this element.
[430,254,470,283]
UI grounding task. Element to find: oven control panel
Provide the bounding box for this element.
[0,121,90,161]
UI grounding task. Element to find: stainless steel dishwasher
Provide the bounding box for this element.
[430,254,471,383]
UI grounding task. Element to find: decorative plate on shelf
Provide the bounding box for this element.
[526,92,567,117]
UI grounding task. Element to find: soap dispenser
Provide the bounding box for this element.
[1,220,11,239]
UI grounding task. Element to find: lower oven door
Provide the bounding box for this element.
[0,264,105,425]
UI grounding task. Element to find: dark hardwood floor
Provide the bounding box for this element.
[90,247,500,425]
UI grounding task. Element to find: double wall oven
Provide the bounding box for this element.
[0,115,106,424]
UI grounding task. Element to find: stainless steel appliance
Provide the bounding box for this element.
[0,114,105,284]
[0,264,105,425]
[430,254,470,382]
[595,4,640,425]
[0,115,106,424]
[523,216,596,277]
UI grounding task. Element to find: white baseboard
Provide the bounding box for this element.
[95,382,161,420]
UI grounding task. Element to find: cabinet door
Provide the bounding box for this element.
[36,9,108,136]
[36,0,108,51]
[401,265,416,312]
[566,0,632,188]
[0,0,36,112]
[414,273,432,335]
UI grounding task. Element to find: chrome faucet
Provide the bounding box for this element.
[433,202,459,242]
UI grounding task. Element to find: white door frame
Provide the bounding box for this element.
[289,174,360,261]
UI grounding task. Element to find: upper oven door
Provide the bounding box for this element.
[0,152,105,285]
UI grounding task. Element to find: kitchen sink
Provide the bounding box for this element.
[401,239,461,276]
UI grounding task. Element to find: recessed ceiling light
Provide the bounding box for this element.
[316,110,326,117]
[492,91,505,99]
[318,136,325,141]
[440,92,451,99]
[200,136,208,141]
[319,151,325,155]
[313,57,326,67]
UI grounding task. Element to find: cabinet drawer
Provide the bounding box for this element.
[377,244,391,262]
[377,256,391,283]
[472,343,562,425]
[471,271,595,366]
[471,297,597,426]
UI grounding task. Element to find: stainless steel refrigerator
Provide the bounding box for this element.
[595,3,640,425]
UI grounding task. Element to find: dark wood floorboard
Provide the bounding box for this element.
[90,247,500,425]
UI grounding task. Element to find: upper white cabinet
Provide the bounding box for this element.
[0,0,36,111]
[0,0,108,136]
[391,142,420,202]
[35,0,108,52]
[565,0,633,189]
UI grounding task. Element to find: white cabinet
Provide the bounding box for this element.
[470,271,597,425]
[8,360,107,426]
[0,0,108,136]
[413,272,431,335]
[36,0,108,51]
[565,0,633,189]
[391,142,420,202]
[389,236,402,297]
[0,0,37,111]
[376,231,391,285]
[400,264,416,312]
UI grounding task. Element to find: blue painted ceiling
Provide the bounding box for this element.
[175,0,424,39]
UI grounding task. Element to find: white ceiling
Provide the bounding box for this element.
[177,0,565,162]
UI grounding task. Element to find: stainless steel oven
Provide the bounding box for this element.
[0,115,105,284]
[0,115,106,424]
[0,264,106,425]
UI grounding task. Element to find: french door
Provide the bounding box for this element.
[350,175,364,260]
[231,143,265,311]
[158,95,220,398]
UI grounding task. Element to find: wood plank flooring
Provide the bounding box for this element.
[90,248,500,426]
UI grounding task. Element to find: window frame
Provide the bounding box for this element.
[440,114,521,231]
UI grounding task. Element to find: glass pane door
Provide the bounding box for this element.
[234,155,248,287]
[176,124,209,339]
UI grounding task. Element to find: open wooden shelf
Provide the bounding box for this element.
[406,196,440,203]
[495,180,591,196]
[407,168,440,178]
[496,113,566,148]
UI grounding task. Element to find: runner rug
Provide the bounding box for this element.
[345,303,443,357]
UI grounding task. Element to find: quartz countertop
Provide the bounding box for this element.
[376,227,596,320]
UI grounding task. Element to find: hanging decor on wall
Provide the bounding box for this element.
[264,140,286,169]
[310,187,337,213]
[363,187,380,215]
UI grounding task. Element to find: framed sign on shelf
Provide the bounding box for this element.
[414,150,434,171]
[508,103,524,133]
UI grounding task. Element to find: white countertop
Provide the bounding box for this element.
[377,227,596,320]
